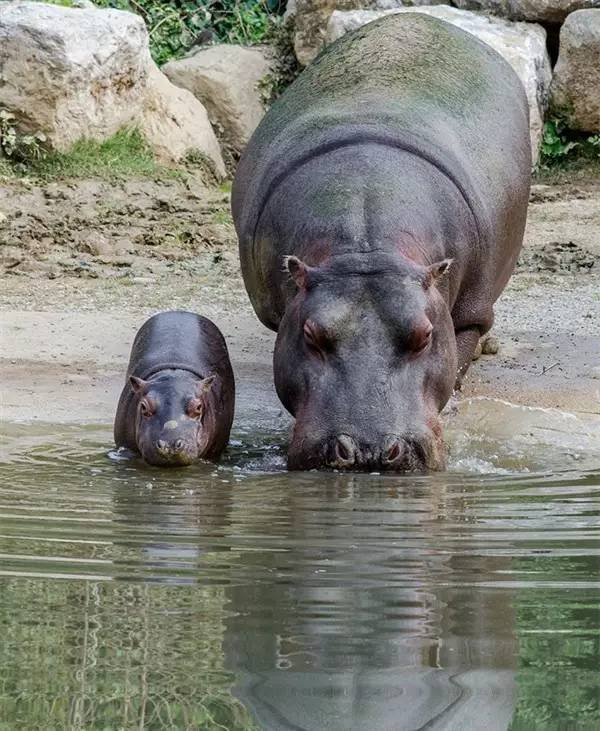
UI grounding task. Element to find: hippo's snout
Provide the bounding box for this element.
[322,433,436,473]
[156,438,185,455]
[141,436,198,467]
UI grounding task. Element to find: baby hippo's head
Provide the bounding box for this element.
[130,370,223,466]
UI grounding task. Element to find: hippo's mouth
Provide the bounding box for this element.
[140,446,199,468]
[287,433,446,473]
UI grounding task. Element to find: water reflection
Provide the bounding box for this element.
[215,477,519,731]
[0,421,598,730]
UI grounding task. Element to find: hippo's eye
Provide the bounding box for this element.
[187,398,203,419]
[409,324,433,356]
[303,319,330,354]
[140,400,154,417]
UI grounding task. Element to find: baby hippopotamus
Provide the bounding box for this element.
[114,311,235,466]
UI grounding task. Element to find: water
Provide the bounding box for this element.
[1,400,599,731]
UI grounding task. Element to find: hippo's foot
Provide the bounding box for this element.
[481,334,500,355]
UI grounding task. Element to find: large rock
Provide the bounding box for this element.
[293,0,444,66]
[452,0,597,24]
[163,45,272,157]
[0,1,148,149]
[327,7,552,162]
[550,9,600,132]
[140,62,225,177]
[0,1,225,174]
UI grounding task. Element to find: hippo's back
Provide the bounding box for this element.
[127,311,231,380]
[233,13,531,281]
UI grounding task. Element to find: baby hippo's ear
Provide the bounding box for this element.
[283,255,314,290]
[425,258,453,288]
[129,375,149,394]
[196,374,216,396]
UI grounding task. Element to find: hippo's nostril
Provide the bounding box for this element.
[174,439,184,452]
[334,434,356,466]
[337,441,349,461]
[383,438,405,464]
[157,439,167,451]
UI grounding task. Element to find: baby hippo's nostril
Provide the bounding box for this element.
[174,439,185,452]
[333,434,356,467]
[383,437,405,464]
[157,439,167,452]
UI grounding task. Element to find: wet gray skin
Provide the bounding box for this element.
[274,253,458,472]
[129,371,217,467]
[232,15,531,473]
[114,311,235,467]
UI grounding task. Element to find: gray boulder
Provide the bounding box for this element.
[0,1,225,174]
[0,1,148,149]
[327,7,552,162]
[452,0,597,24]
[550,9,600,132]
[293,0,442,66]
[164,45,273,156]
[140,61,226,177]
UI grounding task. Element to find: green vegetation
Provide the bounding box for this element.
[212,208,233,225]
[258,17,302,107]
[0,109,47,167]
[509,562,600,730]
[93,0,285,65]
[0,126,183,182]
[0,578,261,731]
[537,117,600,173]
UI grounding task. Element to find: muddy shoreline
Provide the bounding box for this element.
[1,172,599,431]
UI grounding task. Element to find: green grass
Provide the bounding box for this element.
[39,0,75,6]
[534,156,600,185]
[212,209,233,225]
[9,128,182,182]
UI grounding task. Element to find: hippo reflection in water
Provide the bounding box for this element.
[232,14,531,471]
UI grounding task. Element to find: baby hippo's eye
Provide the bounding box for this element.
[409,323,433,355]
[140,399,154,417]
[187,398,203,419]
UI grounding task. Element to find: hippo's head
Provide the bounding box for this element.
[129,371,218,466]
[274,252,457,472]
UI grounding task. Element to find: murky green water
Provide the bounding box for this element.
[1,401,599,730]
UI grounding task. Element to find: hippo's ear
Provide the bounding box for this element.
[425,258,453,287]
[283,255,313,290]
[196,374,216,395]
[129,375,149,394]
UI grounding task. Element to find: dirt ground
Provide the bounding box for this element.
[1,171,599,430]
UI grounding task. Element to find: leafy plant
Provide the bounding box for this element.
[94,1,284,65]
[258,16,302,107]
[540,118,578,162]
[0,109,47,168]
[539,118,600,169]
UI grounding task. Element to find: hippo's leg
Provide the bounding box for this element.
[454,326,482,390]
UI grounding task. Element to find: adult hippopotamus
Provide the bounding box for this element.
[114,311,235,466]
[232,13,531,472]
